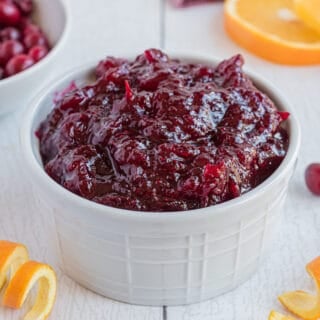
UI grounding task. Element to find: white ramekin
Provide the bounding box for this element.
[0,0,70,116]
[20,53,301,306]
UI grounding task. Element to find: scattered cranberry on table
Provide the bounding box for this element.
[305,164,320,196]
[0,0,50,79]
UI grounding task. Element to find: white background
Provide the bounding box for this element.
[1,0,320,319]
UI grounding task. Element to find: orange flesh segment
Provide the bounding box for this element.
[3,260,57,320]
[278,257,320,320]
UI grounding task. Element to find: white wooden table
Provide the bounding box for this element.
[1,1,320,319]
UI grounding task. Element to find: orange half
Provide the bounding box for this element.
[3,260,57,320]
[278,256,320,320]
[224,0,320,65]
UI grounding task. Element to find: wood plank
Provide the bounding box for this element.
[165,2,320,320]
[54,0,164,76]
[0,0,163,319]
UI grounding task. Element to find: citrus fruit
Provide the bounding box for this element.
[224,0,320,65]
[278,256,320,320]
[3,260,57,320]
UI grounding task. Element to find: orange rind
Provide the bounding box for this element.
[0,240,29,290]
[224,0,320,65]
[0,240,57,320]
[3,260,57,320]
[268,310,296,320]
[278,256,320,320]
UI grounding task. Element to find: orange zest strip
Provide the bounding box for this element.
[268,310,296,320]
[278,256,320,320]
[3,260,57,320]
[0,240,29,290]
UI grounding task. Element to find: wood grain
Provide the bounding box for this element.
[165,3,320,320]
[0,0,163,319]
[1,1,320,319]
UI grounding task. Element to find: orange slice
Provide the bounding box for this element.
[3,260,57,320]
[224,0,320,65]
[294,0,320,36]
[0,240,29,290]
[278,256,320,320]
[269,310,296,320]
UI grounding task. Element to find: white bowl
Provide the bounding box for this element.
[0,0,69,116]
[20,53,301,306]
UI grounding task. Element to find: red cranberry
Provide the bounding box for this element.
[13,0,32,15]
[22,22,40,35]
[28,45,48,62]
[0,66,4,79]
[0,39,24,65]
[0,27,20,41]
[5,53,33,76]
[0,2,21,26]
[23,31,47,49]
[305,163,320,196]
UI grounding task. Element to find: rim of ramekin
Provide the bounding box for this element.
[0,0,71,86]
[20,51,301,221]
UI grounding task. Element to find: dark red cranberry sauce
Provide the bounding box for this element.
[0,0,50,79]
[37,49,289,212]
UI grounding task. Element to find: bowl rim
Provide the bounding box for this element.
[0,0,71,86]
[20,51,301,220]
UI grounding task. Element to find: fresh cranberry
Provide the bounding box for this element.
[305,163,320,196]
[0,66,3,79]
[0,0,51,79]
[0,2,21,26]
[5,53,33,76]
[278,111,290,121]
[172,0,220,6]
[28,44,47,62]
[0,39,24,65]
[13,0,32,15]
[0,27,20,41]
[23,31,47,49]
[96,57,127,78]
[22,22,40,35]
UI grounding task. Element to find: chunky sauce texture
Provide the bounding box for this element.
[37,49,289,211]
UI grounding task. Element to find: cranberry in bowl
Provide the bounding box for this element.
[0,0,69,116]
[21,50,300,306]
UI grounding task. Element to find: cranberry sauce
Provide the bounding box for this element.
[37,49,289,212]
